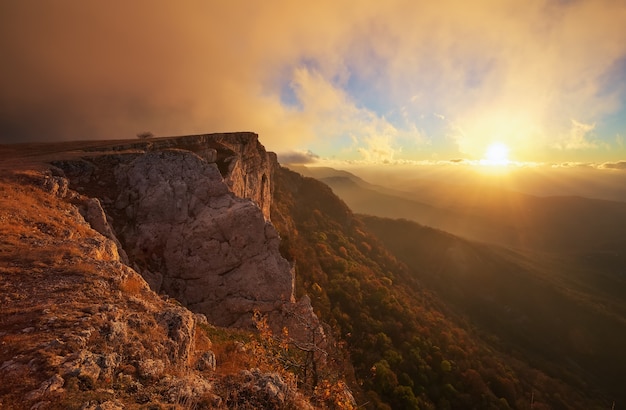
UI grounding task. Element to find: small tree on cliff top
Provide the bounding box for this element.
[136,131,154,139]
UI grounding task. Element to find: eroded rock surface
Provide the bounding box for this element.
[0,171,216,408]
[114,149,294,326]
[49,133,326,344]
[210,133,275,221]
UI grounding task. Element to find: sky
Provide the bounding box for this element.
[1,0,626,167]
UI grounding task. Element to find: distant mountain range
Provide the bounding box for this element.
[291,164,626,256]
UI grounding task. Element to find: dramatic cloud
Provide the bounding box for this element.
[1,0,625,162]
[357,135,399,164]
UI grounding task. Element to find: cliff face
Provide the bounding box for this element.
[113,149,293,327]
[79,132,274,221]
[0,170,206,406]
[0,133,351,408]
[208,133,275,222]
[50,133,304,329]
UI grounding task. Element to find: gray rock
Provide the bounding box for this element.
[161,375,213,405]
[79,197,129,264]
[157,305,195,362]
[115,149,294,327]
[50,134,325,342]
[210,133,274,221]
[195,350,216,372]
[235,368,292,407]
[41,173,69,198]
[79,400,124,410]
[103,320,127,342]
[137,358,165,380]
[62,350,101,386]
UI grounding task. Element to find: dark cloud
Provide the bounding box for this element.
[0,1,308,146]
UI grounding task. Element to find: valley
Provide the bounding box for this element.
[290,164,626,407]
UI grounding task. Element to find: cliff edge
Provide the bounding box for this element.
[50,133,310,330]
[0,133,353,409]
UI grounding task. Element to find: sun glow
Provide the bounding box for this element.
[480,142,510,166]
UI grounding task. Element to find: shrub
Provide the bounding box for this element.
[136,131,154,139]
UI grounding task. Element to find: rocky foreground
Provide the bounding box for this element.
[0,134,354,409]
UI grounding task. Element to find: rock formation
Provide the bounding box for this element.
[0,167,324,408]
[51,133,319,334]
[113,149,293,327]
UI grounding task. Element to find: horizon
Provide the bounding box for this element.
[1,1,626,166]
[288,160,626,203]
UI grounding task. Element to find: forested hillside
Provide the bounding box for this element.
[271,166,609,409]
[360,215,626,407]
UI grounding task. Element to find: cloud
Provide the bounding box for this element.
[347,0,626,158]
[286,66,407,161]
[0,1,347,150]
[599,161,626,170]
[552,120,598,150]
[357,135,399,164]
[1,0,625,163]
[550,162,596,169]
[277,150,320,165]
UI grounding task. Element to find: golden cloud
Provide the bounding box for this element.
[1,0,625,161]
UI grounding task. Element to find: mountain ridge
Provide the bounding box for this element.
[300,166,626,256]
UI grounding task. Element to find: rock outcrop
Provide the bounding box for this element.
[79,132,274,221]
[209,133,275,221]
[112,149,293,327]
[0,134,355,409]
[51,133,314,331]
[0,170,214,407]
[0,166,325,409]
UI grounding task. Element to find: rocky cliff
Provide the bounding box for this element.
[0,133,352,409]
[51,133,305,329]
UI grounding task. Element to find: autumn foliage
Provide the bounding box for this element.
[271,166,609,409]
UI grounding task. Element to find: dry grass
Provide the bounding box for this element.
[0,170,124,407]
[194,324,213,353]
[119,274,146,295]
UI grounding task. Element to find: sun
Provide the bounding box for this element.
[480,142,510,166]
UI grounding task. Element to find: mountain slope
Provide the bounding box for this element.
[272,166,609,409]
[361,215,626,406]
